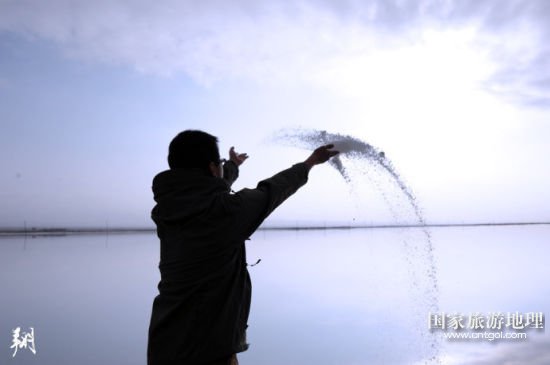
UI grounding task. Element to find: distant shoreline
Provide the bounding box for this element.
[0,222,548,237]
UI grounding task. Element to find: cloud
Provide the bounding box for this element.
[0,0,549,105]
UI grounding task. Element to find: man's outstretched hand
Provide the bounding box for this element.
[304,144,339,169]
[229,146,249,166]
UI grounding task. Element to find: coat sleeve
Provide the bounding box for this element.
[223,160,239,188]
[223,162,310,240]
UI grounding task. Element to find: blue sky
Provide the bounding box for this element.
[1,0,549,228]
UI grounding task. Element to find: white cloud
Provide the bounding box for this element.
[0,0,549,105]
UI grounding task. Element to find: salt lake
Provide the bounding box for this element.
[1,224,548,365]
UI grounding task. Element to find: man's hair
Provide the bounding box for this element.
[168,130,220,169]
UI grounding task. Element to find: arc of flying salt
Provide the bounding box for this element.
[270,128,425,225]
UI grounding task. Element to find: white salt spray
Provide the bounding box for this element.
[271,127,441,364]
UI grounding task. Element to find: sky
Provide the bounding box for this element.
[1,0,549,228]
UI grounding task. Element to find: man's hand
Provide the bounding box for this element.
[304,144,339,169]
[229,146,249,166]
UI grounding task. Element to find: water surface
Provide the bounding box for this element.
[1,225,548,364]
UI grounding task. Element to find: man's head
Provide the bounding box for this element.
[168,130,223,177]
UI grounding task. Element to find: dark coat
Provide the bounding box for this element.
[147,161,310,365]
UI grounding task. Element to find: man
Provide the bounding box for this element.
[147,130,338,365]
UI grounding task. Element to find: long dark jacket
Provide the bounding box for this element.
[147,161,310,365]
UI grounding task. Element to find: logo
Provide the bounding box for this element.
[10,327,36,357]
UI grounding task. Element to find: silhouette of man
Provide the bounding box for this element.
[147,130,338,365]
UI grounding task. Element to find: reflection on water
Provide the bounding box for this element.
[0,225,549,365]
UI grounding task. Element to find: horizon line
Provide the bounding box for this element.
[0,221,548,237]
